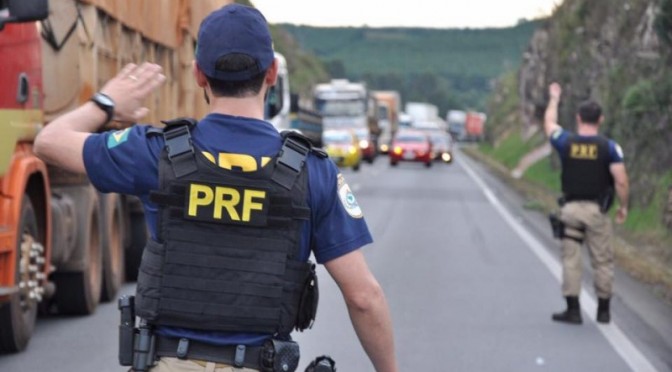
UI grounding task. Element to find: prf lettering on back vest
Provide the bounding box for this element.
[570,143,598,160]
[185,183,269,226]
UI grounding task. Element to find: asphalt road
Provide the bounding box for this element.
[1,147,671,372]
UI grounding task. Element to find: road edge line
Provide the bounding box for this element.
[458,153,658,372]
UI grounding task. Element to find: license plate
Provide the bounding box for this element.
[403,151,415,160]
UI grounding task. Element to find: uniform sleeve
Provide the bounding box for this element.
[82,125,163,195]
[307,157,373,264]
[549,127,569,155]
[608,140,624,163]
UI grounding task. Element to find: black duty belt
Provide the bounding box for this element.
[155,335,264,369]
[564,197,599,203]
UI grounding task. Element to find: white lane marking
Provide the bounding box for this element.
[458,156,658,372]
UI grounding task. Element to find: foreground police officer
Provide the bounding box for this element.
[34,4,398,371]
[544,82,629,325]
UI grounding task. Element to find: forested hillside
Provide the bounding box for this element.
[282,22,539,113]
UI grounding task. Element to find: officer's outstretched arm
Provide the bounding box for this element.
[324,250,398,372]
[544,83,562,138]
[34,63,165,173]
[610,163,629,224]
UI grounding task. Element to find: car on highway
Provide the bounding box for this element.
[322,129,362,171]
[389,130,433,168]
[428,131,454,163]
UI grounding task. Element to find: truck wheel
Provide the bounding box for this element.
[100,193,125,302]
[0,195,44,352]
[53,188,102,315]
[353,162,361,172]
[425,161,433,168]
[124,211,147,282]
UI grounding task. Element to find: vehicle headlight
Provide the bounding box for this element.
[359,140,369,149]
[349,146,358,155]
[442,153,452,162]
[393,146,403,155]
[381,144,389,152]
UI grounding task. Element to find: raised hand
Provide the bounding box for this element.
[549,82,562,101]
[100,62,167,123]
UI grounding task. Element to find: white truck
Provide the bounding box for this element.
[313,79,368,130]
[265,53,291,131]
[312,79,375,159]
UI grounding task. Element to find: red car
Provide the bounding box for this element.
[389,130,433,168]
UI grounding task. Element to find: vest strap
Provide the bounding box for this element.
[163,121,197,178]
[272,137,310,190]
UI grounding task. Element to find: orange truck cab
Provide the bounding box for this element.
[0,0,52,353]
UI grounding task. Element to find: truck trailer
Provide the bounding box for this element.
[0,0,241,352]
[370,91,401,154]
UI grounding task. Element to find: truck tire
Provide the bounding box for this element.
[124,211,147,282]
[100,193,125,302]
[52,188,102,315]
[0,195,43,352]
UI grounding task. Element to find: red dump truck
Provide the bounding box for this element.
[0,0,234,352]
[465,111,487,141]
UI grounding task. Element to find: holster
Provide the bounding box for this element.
[296,263,319,331]
[260,339,300,372]
[118,296,156,372]
[548,212,564,240]
[598,187,615,214]
[118,296,136,366]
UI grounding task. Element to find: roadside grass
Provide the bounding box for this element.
[469,135,672,304]
[479,132,545,169]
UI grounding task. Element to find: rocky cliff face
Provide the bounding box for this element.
[518,0,672,210]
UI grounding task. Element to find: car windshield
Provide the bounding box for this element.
[395,134,425,143]
[430,136,447,146]
[354,128,368,138]
[324,132,352,144]
[315,99,366,117]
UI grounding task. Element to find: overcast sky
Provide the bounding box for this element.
[253,0,563,29]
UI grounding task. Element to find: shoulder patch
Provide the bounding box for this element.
[337,173,363,219]
[551,128,563,140]
[107,128,131,149]
[614,143,624,160]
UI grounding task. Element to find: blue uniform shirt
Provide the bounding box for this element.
[550,128,624,163]
[83,113,373,346]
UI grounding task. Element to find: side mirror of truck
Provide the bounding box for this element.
[1,0,49,28]
[290,93,300,114]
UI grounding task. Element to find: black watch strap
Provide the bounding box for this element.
[90,92,115,124]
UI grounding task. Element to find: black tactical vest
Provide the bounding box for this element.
[560,134,614,201]
[135,119,320,335]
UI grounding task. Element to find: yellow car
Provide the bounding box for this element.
[323,129,362,171]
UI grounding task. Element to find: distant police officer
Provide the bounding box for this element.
[544,82,630,325]
[34,4,398,372]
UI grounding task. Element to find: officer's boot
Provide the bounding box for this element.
[596,297,611,324]
[552,296,583,324]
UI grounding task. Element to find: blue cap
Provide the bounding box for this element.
[196,4,274,81]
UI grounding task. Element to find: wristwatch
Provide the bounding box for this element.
[90,92,115,124]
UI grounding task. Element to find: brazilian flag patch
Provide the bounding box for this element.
[107,128,130,149]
